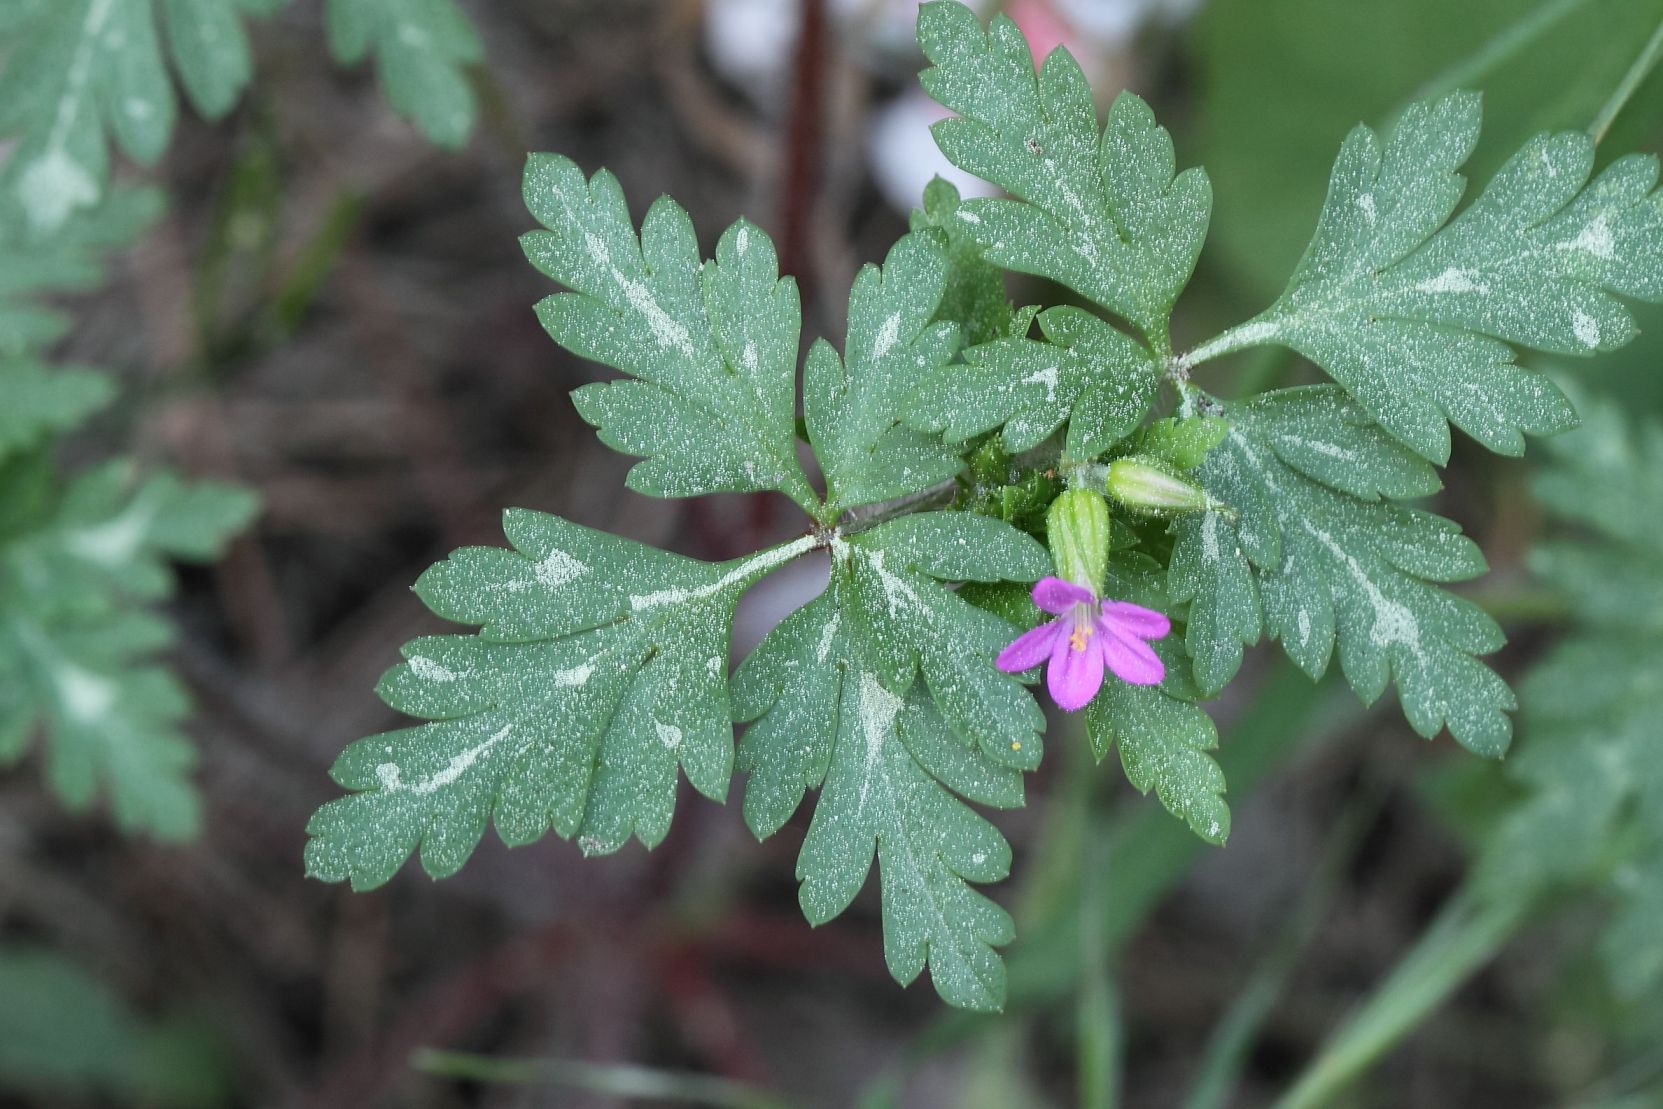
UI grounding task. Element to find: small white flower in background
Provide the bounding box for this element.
[867,93,999,215]
[1052,0,1203,45]
[703,0,803,102]
[704,0,1201,212]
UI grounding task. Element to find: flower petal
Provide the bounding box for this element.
[1099,600,1171,640]
[997,619,1063,673]
[1098,623,1165,686]
[1047,624,1105,711]
[1032,576,1095,615]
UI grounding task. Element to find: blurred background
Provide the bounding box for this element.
[4,0,1663,1105]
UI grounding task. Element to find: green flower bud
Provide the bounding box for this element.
[1105,458,1210,514]
[1047,487,1111,594]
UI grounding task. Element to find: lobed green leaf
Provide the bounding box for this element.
[522,154,821,515]
[0,0,280,231]
[1194,91,1663,462]
[917,0,1211,350]
[305,511,817,888]
[324,0,482,148]
[1168,386,1513,755]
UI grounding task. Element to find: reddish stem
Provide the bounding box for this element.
[778,0,827,290]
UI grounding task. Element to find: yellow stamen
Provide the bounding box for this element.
[1068,604,1095,652]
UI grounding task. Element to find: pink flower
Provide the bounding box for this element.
[996,577,1170,711]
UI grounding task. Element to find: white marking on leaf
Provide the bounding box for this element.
[382,724,513,796]
[584,230,694,357]
[19,0,115,230]
[551,663,594,687]
[816,610,841,664]
[56,663,116,724]
[65,499,156,566]
[655,721,683,750]
[855,672,902,814]
[629,534,816,612]
[1310,530,1422,654]
[1572,308,1601,348]
[1021,365,1059,404]
[19,149,99,232]
[1415,267,1486,295]
[865,549,926,618]
[535,548,587,588]
[1277,436,1359,464]
[872,312,903,363]
[408,656,462,683]
[1565,214,1616,260]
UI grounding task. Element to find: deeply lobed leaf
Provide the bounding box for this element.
[324,0,482,148]
[1191,92,1663,463]
[904,304,1159,462]
[1168,386,1514,755]
[1480,399,1663,998]
[804,231,966,514]
[522,154,822,515]
[305,511,818,888]
[0,462,256,838]
[0,0,280,231]
[733,511,1049,1009]
[917,0,1211,350]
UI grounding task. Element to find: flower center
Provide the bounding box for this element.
[1067,602,1095,652]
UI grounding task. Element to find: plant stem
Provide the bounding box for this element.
[1271,887,1534,1109]
[1077,831,1122,1109]
[412,1049,794,1109]
[1175,319,1280,375]
[1588,15,1663,144]
[1406,0,1595,106]
[838,478,959,530]
[1462,584,1572,625]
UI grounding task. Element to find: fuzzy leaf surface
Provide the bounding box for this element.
[905,305,1159,460]
[917,0,1210,347]
[909,176,1021,347]
[804,232,965,513]
[522,155,820,514]
[1168,386,1513,755]
[1083,639,1229,844]
[1199,92,1663,462]
[305,511,818,889]
[733,511,1049,1010]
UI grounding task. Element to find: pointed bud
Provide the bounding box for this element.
[1047,487,1111,595]
[1105,458,1210,514]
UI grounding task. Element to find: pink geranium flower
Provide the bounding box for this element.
[996,577,1170,711]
